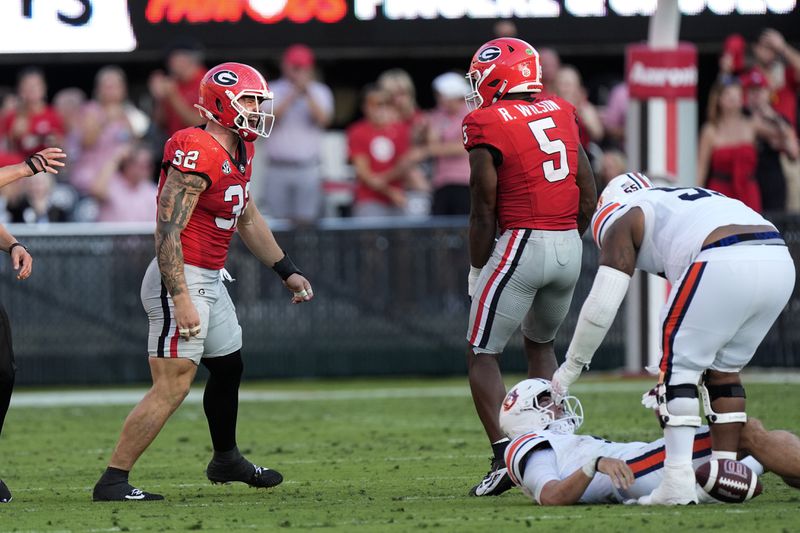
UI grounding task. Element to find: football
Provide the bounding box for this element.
[695,459,763,503]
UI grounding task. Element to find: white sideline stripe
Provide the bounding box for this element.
[10,371,800,408]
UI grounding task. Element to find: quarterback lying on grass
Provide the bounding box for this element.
[500,378,800,506]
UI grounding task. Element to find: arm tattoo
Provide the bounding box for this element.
[155,169,207,298]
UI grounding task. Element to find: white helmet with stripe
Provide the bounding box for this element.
[591,172,654,248]
[499,378,584,439]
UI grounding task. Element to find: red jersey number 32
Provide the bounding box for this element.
[172,149,199,170]
[215,183,250,230]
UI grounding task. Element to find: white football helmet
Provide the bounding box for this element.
[499,378,584,438]
[591,172,654,248]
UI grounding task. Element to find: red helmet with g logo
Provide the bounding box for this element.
[465,38,543,111]
[195,62,274,142]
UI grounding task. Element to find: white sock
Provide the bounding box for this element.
[663,398,699,467]
[740,456,765,476]
[711,450,738,461]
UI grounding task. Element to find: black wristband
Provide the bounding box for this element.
[272,253,303,281]
[595,456,603,471]
[24,157,39,176]
[8,242,26,254]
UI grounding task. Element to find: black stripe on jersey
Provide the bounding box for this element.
[478,229,532,349]
[156,282,171,358]
[163,162,212,188]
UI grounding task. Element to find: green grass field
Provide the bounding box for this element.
[1,376,799,532]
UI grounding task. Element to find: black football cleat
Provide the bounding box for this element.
[206,457,283,489]
[0,479,11,503]
[469,457,514,496]
[92,481,164,502]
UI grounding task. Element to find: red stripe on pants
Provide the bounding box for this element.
[469,231,519,346]
[169,327,180,358]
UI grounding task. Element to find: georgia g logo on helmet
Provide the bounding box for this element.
[477,46,502,63]
[212,70,239,86]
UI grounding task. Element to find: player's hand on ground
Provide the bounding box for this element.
[10,245,32,280]
[174,297,201,339]
[28,147,67,175]
[597,458,634,490]
[285,273,313,304]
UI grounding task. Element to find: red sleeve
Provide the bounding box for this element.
[462,110,494,152]
[347,123,369,159]
[162,129,217,186]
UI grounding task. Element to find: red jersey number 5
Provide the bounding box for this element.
[528,117,568,183]
[215,183,250,230]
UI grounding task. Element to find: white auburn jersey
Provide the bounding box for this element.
[506,428,713,504]
[592,187,774,284]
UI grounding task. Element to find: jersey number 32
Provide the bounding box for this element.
[215,184,250,230]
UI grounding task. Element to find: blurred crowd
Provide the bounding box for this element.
[0,28,798,225]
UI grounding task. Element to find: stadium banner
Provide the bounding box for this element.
[626,44,697,99]
[0,0,795,57]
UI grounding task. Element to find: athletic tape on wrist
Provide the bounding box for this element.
[582,457,600,478]
[272,252,303,281]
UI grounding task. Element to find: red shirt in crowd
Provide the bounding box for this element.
[756,64,799,130]
[347,119,410,206]
[1,107,63,156]
[162,69,205,136]
[158,126,254,270]
[462,95,581,232]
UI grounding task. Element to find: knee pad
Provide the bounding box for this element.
[700,382,747,425]
[657,383,702,427]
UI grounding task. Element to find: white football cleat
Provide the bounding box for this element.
[638,464,698,505]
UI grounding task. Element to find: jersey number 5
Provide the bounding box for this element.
[528,117,569,183]
[215,183,250,230]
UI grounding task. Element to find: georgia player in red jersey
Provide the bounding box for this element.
[93,63,313,502]
[462,38,597,496]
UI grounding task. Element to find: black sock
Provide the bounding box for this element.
[201,351,243,453]
[213,446,243,464]
[491,438,510,462]
[98,466,129,485]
